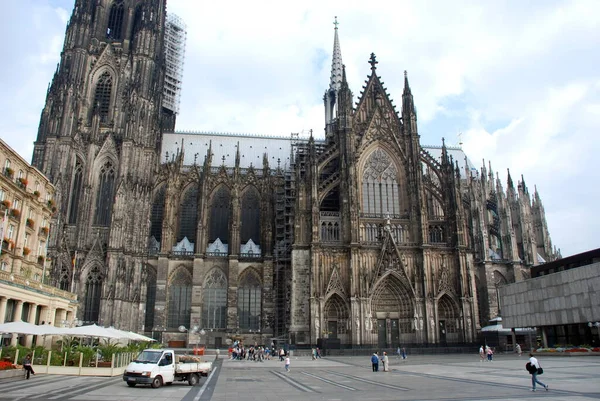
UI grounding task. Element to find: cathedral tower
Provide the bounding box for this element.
[32,0,167,330]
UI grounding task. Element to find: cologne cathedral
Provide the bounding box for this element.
[31,0,558,348]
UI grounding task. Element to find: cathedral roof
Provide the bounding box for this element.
[162,131,475,174]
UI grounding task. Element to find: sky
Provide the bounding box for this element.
[0,0,598,257]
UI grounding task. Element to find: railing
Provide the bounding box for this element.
[240,253,262,259]
[170,250,194,258]
[206,251,228,257]
[0,270,77,300]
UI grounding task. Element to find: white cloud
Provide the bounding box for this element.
[0,0,598,256]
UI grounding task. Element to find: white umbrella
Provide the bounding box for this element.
[53,324,123,339]
[0,321,48,335]
[127,331,156,342]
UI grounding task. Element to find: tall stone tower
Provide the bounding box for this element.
[31,0,167,330]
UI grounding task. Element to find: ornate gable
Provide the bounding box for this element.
[354,54,401,135]
[371,219,413,293]
[325,265,346,297]
[96,133,119,161]
[91,43,120,73]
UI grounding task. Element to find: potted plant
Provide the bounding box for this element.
[40,226,49,236]
[26,218,35,229]
[47,199,55,208]
[33,190,40,197]
[37,255,45,264]
[4,167,14,178]
[0,200,10,209]
[17,177,28,188]
[23,247,31,256]
[9,208,20,219]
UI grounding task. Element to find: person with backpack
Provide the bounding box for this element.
[526,353,548,392]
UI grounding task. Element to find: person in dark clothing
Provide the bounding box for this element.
[371,353,379,372]
[22,354,35,379]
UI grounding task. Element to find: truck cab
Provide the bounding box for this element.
[123,349,175,388]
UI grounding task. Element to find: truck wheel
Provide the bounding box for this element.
[127,382,136,387]
[188,374,199,386]
[151,376,163,389]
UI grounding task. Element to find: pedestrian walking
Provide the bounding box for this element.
[515,343,522,356]
[284,356,290,372]
[526,353,548,392]
[479,345,485,362]
[382,352,389,372]
[396,346,401,358]
[401,347,407,360]
[22,354,35,379]
[371,352,379,372]
[486,346,493,361]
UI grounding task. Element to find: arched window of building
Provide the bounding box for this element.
[93,72,112,123]
[94,162,115,226]
[68,161,83,224]
[427,192,444,219]
[241,187,260,246]
[83,265,102,323]
[167,268,192,329]
[106,1,124,40]
[202,269,227,329]
[238,270,261,331]
[177,184,198,243]
[361,149,405,217]
[150,186,166,243]
[208,186,231,244]
[429,225,444,243]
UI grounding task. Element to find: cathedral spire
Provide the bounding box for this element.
[402,70,416,117]
[507,168,514,189]
[329,16,343,92]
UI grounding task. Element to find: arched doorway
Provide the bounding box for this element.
[371,274,414,347]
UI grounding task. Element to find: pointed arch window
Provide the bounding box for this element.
[150,186,166,242]
[178,184,198,243]
[94,162,115,226]
[361,149,404,217]
[93,72,112,123]
[202,269,227,329]
[167,269,192,328]
[208,186,231,244]
[83,265,102,323]
[241,187,260,246]
[238,271,261,330]
[106,1,124,40]
[144,268,157,332]
[68,161,83,224]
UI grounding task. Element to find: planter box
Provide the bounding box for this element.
[0,369,24,380]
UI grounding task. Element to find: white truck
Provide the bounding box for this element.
[123,349,212,388]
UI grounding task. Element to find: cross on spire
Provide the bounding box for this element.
[333,16,339,29]
[369,53,378,71]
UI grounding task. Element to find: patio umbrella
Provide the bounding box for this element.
[0,321,48,335]
[127,331,156,342]
[52,324,123,339]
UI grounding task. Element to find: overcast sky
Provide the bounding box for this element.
[0,0,598,257]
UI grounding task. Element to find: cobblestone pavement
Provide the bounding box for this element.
[0,354,598,401]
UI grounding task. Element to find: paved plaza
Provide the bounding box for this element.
[0,354,598,401]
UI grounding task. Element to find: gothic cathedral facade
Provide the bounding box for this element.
[32,1,558,348]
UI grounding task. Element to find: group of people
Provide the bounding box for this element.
[370,351,390,372]
[310,348,322,360]
[479,345,494,361]
[228,343,281,362]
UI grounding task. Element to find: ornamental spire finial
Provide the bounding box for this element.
[369,53,378,71]
[334,16,339,29]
